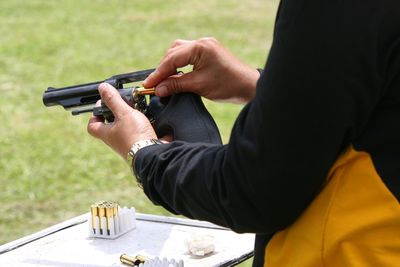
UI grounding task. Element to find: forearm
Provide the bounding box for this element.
[135,140,287,233]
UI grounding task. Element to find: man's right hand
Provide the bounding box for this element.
[143,37,260,104]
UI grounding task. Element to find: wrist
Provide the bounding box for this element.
[237,67,261,104]
[127,139,163,187]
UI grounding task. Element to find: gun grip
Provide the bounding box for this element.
[149,93,222,144]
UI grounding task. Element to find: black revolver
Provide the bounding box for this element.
[42,69,222,144]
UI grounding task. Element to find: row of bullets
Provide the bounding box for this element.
[90,201,119,236]
[89,200,136,239]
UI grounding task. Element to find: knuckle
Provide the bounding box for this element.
[163,54,178,71]
[166,47,174,55]
[195,37,218,55]
[170,78,181,93]
[171,39,189,47]
[165,46,177,57]
[119,108,131,118]
[103,91,114,104]
[159,53,172,68]
[164,53,173,63]
[198,37,218,45]
[171,39,181,47]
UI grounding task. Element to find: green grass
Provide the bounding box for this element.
[0,0,279,265]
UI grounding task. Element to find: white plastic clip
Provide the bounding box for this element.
[89,201,136,239]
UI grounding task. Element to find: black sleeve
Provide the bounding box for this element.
[135,0,383,234]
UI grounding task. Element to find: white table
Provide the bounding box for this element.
[0,213,254,267]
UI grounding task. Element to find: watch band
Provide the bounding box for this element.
[127,139,162,187]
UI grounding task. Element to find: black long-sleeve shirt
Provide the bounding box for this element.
[135,0,400,266]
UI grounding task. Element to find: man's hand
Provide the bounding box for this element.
[143,37,260,104]
[87,83,157,159]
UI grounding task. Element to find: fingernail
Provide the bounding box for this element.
[98,82,108,92]
[156,85,168,96]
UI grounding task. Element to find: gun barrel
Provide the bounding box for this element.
[42,68,155,110]
[43,80,103,109]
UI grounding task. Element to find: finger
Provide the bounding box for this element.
[87,115,108,139]
[166,40,195,59]
[155,71,199,97]
[98,83,130,118]
[143,42,198,88]
[162,40,194,61]
[164,44,187,59]
[160,40,194,72]
[143,42,191,88]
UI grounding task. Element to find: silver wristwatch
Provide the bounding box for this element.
[127,139,162,185]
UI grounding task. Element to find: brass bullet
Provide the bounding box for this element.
[135,255,149,263]
[105,204,114,235]
[97,204,105,235]
[135,87,155,95]
[120,254,149,266]
[90,205,98,234]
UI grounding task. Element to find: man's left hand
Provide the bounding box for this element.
[87,83,157,159]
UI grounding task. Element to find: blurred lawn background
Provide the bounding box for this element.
[0,0,279,265]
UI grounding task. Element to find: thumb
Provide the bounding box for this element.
[155,72,198,97]
[98,83,130,118]
[87,114,109,139]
